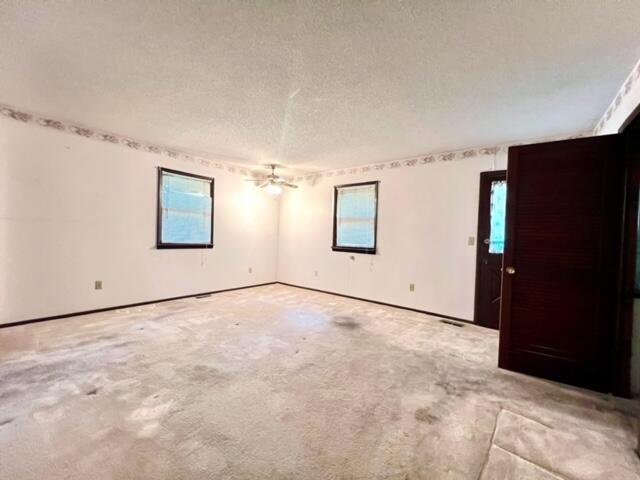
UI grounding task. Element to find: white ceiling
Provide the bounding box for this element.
[0,1,639,171]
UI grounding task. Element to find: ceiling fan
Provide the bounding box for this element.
[246,164,298,195]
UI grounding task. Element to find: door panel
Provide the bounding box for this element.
[498,136,625,392]
[474,171,507,329]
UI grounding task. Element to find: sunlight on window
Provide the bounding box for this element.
[160,171,213,245]
[335,183,377,251]
[489,180,506,254]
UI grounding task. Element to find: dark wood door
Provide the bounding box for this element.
[474,170,507,329]
[499,135,625,393]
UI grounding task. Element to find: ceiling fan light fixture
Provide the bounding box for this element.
[246,164,295,195]
[266,183,283,196]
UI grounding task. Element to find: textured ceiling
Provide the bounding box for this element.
[0,1,639,171]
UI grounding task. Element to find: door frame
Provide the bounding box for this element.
[617,110,640,397]
[474,170,507,328]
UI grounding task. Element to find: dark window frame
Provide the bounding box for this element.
[156,167,215,249]
[332,181,379,255]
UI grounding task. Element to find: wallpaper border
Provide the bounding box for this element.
[291,146,503,183]
[0,102,258,178]
[0,101,586,184]
[593,58,640,135]
[291,133,587,184]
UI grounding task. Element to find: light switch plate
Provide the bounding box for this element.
[468,236,475,246]
[95,280,103,290]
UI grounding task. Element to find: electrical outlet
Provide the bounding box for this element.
[95,280,103,290]
[468,236,475,246]
[248,267,252,274]
[409,283,415,292]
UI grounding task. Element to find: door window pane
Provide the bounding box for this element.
[489,180,507,254]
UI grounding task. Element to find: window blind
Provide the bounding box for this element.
[335,183,377,250]
[160,171,213,246]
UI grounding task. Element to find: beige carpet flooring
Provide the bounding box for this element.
[0,284,638,479]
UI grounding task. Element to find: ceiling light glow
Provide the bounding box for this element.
[266,183,283,196]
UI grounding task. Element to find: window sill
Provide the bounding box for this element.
[332,246,376,255]
[157,244,214,249]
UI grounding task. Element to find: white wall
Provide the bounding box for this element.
[277,153,507,321]
[0,117,280,324]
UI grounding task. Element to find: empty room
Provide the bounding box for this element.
[2,1,640,479]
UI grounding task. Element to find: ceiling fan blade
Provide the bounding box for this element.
[258,181,270,188]
[282,182,298,189]
[245,178,262,182]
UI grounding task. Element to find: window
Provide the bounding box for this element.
[157,168,214,249]
[488,180,507,254]
[332,181,378,254]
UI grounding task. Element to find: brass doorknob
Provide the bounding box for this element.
[505,266,516,275]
